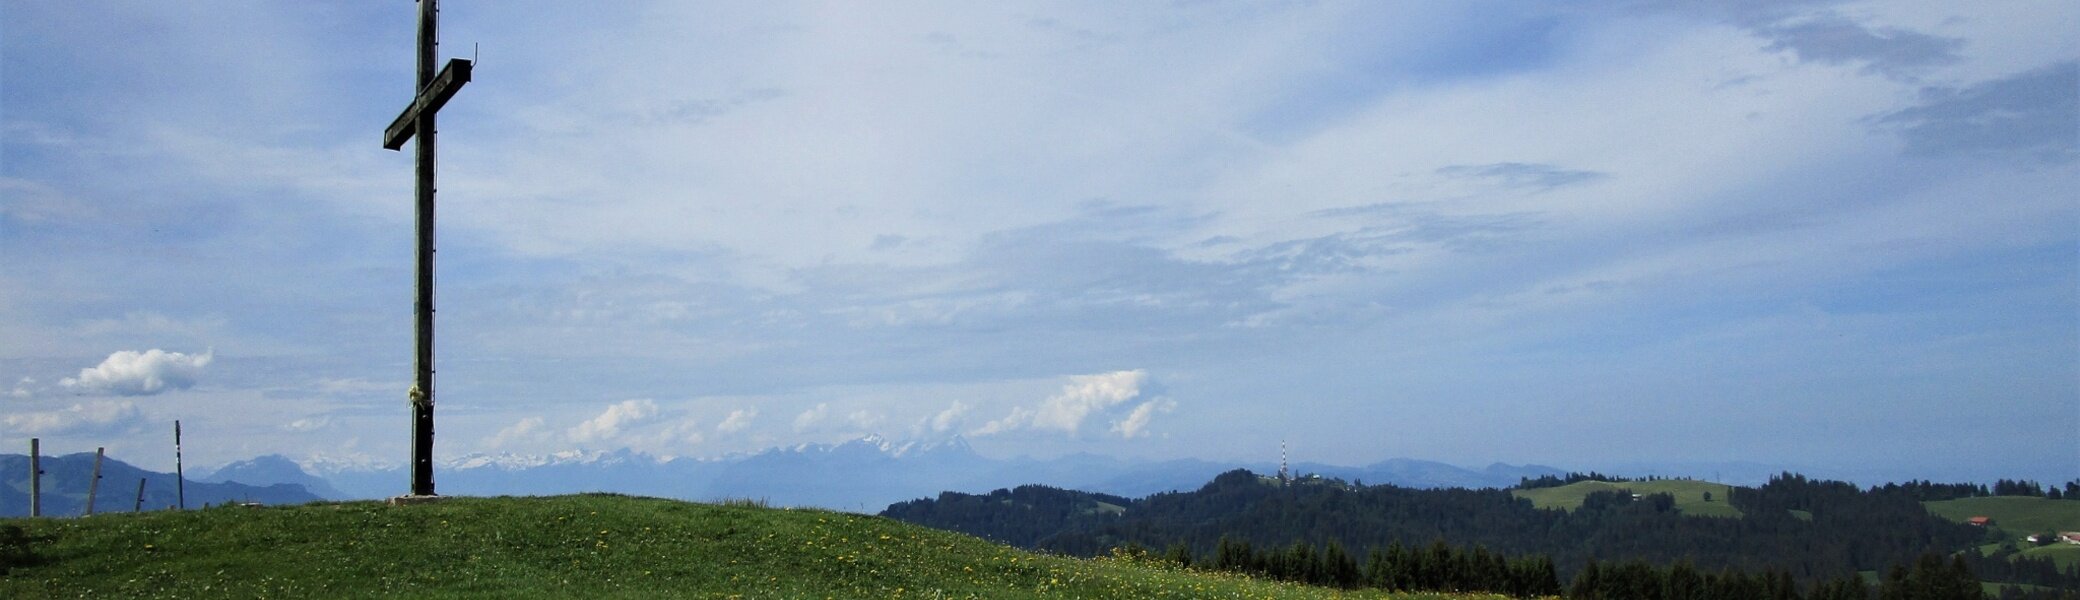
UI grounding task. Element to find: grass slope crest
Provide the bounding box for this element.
[2,494,1499,599]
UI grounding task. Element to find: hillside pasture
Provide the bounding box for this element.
[1,494,1494,599]
[1512,480,1742,518]
[1923,496,2080,539]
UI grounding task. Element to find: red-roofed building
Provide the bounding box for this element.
[1967,516,1991,526]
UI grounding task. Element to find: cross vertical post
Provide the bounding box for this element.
[384,0,471,500]
[410,0,438,500]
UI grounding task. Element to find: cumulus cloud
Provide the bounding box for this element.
[716,408,757,433]
[623,417,706,451]
[972,370,1171,439]
[793,403,831,432]
[568,399,661,443]
[929,401,970,433]
[1032,370,1148,433]
[970,406,1033,437]
[3,400,146,435]
[847,409,885,430]
[1111,398,1177,439]
[60,349,213,396]
[8,377,35,399]
[486,416,549,448]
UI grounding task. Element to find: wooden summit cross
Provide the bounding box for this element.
[384,0,470,500]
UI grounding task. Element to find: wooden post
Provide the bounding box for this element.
[134,478,147,512]
[28,438,40,517]
[84,447,104,516]
[408,0,442,499]
[383,0,472,501]
[175,420,187,510]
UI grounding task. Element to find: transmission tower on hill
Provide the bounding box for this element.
[1278,440,1290,486]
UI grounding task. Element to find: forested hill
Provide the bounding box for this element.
[883,470,2077,591]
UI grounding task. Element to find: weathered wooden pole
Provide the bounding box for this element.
[28,438,40,517]
[408,0,441,499]
[84,447,105,516]
[174,420,186,510]
[383,0,472,501]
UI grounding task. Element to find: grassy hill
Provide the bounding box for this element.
[1926,496,2080,570]
[1,494,1493,599]
[2016,544,2080,570]
[1511,480,1741,518]
[1924,496,2080,537]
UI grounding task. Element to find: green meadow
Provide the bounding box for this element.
[1,494,1502,600]
[1924,496,2080,538]
[1511,480,1742,518]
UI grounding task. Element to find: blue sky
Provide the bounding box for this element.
[3,1,2074,484]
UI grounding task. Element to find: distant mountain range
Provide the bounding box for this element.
[1,453,324,517]
[282,435,1568,511]
[197,454,349,500]
[4,436,1567,515]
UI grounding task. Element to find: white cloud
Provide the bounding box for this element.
[616,417,706,454]
[847,409,885,430]
[8,377,34,399]
[1110,398,1177,439]
[2,400,146,435]
[793,402,830,432]
[284,416,332,432]
[929,401,970,433]
[314,377,395,395]
[971,406,1033,437]
[60,348,213,396]
[1032,370,1148,434]
[486,416,549,449]
[568,399,661,443]
[716,408,757,433]
[971,370,1159,438]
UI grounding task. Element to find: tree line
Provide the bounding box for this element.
[1869,479,2080,501]
[1119,535,2058,600]
[883,470,2080,594]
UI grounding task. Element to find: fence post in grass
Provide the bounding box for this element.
[84,447,105,516]
[28,438,40,517]
[174,420,186,510]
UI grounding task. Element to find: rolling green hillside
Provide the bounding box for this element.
[1924,496,2080,537]
[2017,544,2080,570]
[1,494,1490,599]
[1511,480,1741,518]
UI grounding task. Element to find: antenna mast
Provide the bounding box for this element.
[1278,440,1290,486]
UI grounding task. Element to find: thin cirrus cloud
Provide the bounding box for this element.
[0,1,2071,481]
[2,400,146,436]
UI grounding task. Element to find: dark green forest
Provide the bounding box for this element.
[883,471,2080,599]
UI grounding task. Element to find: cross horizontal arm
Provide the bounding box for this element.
[383,58,474,151]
